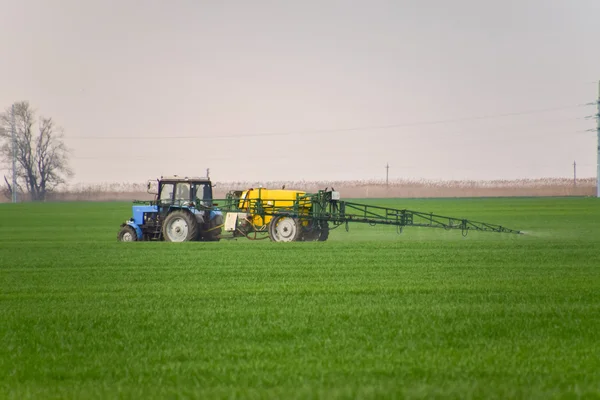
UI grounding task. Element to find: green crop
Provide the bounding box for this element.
[1,197,599,399]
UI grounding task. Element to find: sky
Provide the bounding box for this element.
[1,0,599,185]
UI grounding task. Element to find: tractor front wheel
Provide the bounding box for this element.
[162,211,199,242]
[117,225,138,242]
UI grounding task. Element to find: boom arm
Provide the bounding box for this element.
[327,201,521,235]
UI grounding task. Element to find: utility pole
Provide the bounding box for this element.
[573,161,577,188]
[11,105,17,203]
[385,163,389,187]
[597,80,600,198]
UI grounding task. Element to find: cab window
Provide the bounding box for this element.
[159,183,174,202]
[194,183,212,206]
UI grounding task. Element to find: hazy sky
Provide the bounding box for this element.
[1,0,599,184]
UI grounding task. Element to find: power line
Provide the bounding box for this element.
[67,120,593,161]
[68,156,598,170]
[64,104,586,141]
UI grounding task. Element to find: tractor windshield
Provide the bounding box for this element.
[194,183,213,207]
[175,183,191,202]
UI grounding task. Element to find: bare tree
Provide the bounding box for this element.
[0,101,73,201]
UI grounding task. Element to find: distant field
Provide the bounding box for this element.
[1,198,600,399]
[2,177,594,202]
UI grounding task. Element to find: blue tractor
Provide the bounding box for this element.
[117,176,223,242]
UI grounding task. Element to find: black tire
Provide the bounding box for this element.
[117,225,138,242]
[203,214,223,242]
[269,215,302,242]
[162,210,198,242]
[318,223,329,241]
[298,221,329,242]
[300,231,318,241]
[299,221,320,241]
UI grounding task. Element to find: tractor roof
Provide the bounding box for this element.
[159,175,211,183]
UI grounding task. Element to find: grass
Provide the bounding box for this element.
[1,197,599,399]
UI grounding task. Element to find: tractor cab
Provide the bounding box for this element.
[155,176,215,209]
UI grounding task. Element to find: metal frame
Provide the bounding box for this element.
[217,189,521,237]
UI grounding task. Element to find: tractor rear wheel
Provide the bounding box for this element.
[269,215,301,242]
[162,210,198,242]
[117,225,138,242]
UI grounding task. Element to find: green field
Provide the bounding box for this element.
[1,197,599,399]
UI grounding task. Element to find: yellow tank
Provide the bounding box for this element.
[237,188,311,228]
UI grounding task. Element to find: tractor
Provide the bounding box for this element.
[117,175,223,242]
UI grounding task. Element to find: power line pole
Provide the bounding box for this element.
[573,160,576,188]
[597,80,600,198]
[385,163,389,187]
[11,105,17,203]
